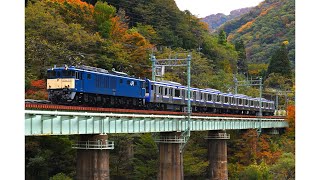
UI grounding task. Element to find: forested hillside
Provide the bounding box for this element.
[202,7,252,31]
[25,0,295,179]
[220,0,295,65]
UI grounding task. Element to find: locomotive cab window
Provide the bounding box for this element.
[47,70,56,79]
[62,70,75,77]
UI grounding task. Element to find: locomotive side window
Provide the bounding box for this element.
[141,82,145,88]
[75,72,79,79]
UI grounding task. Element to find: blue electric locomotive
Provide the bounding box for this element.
[47,65,145,107]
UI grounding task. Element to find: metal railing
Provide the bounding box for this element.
[205,133,230,140]
[72,140,114,150]
[154,136,187,144]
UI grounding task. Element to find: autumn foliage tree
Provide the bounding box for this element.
[25,79,48,100]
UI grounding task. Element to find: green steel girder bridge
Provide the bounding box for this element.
[25,110,288,136]
[25,108,288,180]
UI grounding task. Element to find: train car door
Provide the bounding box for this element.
[168,87,173,104]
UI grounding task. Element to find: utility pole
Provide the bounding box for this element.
[234,77,263,134]
[150,54,156,81]
[151,53,192,152]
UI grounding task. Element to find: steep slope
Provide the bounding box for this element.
[220,0,295,64]
[202,7,252,31]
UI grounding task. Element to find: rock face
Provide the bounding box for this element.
[201,7,253,31]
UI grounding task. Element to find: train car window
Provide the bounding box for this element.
[175,89,180,97]
[75,72,79,79]
[151,85,154,90]
[251,101,254,106]
[87,74,91,80]
[208,94,212,101]
[239,99,242,105]
[231,97,235,104]
[146,83,149,93]
[164,88,168,96]
[217,95,220,102]
[224,97,228,103]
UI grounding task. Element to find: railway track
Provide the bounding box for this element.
[25,99,285,119]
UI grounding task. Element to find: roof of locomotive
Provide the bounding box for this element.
[48,65,144,81]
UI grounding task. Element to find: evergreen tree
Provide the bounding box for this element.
[235,39,248,76]
[266,42,292,78]
[218,30,227,45]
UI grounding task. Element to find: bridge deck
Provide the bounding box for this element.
[25,110,288,136]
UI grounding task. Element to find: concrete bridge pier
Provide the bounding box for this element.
[157,132,184,180]
[207,130,230,180]
[75,134,114,180]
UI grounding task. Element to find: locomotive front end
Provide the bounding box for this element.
[47,66,77,104]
